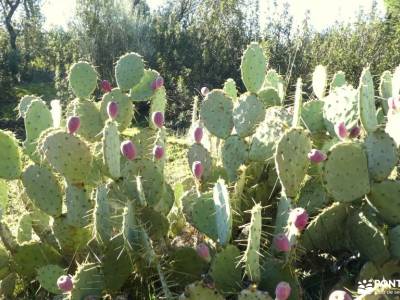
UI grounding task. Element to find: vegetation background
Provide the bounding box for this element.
[1,0,400,134]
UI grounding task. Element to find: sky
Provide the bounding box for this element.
[42,0,386,31]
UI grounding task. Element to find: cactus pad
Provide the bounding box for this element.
[238,287,273,300]
[364,130,398,181]
[348,211,390,265]
[358,67,378,133]
[93,185,112,243]
[17,95,39,118]
[222,135,249,181]
[213,179,232,246]
[312,65,327,99]
[275,128,312,197]
[0,130,21,179]
[301,100,325,133]
[200,89,234,139]
[179,281,225,300]
[210,244,242,295]
[263,69,285,100]
[241,42,267,93]
[102,121,121,179]
[258,87,281,108]
[100,88,133,130]
[322,142,370,202]
[367,180,400,225]
[68,62,97,98]
[130,69,159,101]
[71,263,104,300]
[389,226,400,259]
[115,52,144,91]
[187,143,212,180]
[297,177,329,216]
[323,85,359,136]
[233,93,265,137]
[37,264,65,294]
[65,184,93,227]
[16,213,32,243]
[139,207,169,240]
[330,71,346,91]
[149,86,167,128]
[22,164,62,216]
[224,78,238,101]
[39,130,93,183]
[292,78,303,127]
[249,107,292,162]
[379,70,392,113]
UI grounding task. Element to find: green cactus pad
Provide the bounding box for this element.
[301,100,325,133]
[200,89,234,139]
[71,263,104,300]
[182,190,218,241]
[241,42,267,93]
[66,98,104,141]
[389,226,400,259]
[359,67,378,133]
[249,106,292,162]
[222,135,249,181]
[65,183,93,227]
[0,130,22,179]
[376,107,385,124]
[187,143,212,180]
[122,158,164,207]
[17,94,39,118]
[138,207,169,240]
[149,86,167,128]
[53,215,91,256]
[312,65,327,100]
[297,176,329,216]
[386,112,400,146]
[22,164,62,216]
[258,87,281,108]
[16,213,32,243]
[102,121,121,179]
[103,235,132,291]
[263,69,285,101]
[223,78,238,101]
[93,185,112,243]
[213,179,232,246]
[14,242,62,280]
[210,244,242,295]
[322,142,370,202]
[233,93,265,137]
[154,182,175,216]
[323,85,359,136]
[301,202,350,251]
[273,194,292,236]
[379,70,392,114]
[365,130,398,181]
[122,201,140,249]
[179,281,225,300]
[242,203,262,282]
[0,247,9,281]
[115,52,145,91]
[238,287,273,300]
[330,71,346,92]
[348,211,390,265]
[0,273,16,297]
[292,78,303,127]
[68,62,97,98]
[168,247,208,286]
[130,69,159,101]
[275,128,312,197]
[100,88,133,130]
[37,264,65,294]
[367,180,400,225]
[39,130,93,183]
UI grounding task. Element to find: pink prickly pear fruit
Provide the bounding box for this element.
[275,281,291,300]
[196,243,211,262]
[151,76,164,90]
[101,80,112,93]
[349,126,360,138]
[194,127,203,144]
[307,149,327,163]
[120,140,137,160]
[107,101,118,120]
[152,111,165,128]
[67,116,80,135]
[192,161,204,180]
[201,87,210,96]
[153,145,165,160]
[335,121,348,139]
[57,275,73,292]
[273,233,291,252]
[290,207,309,231]
[328,290,352,300]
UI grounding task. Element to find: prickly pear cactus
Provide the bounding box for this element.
[233,93,265,137]
[330,71,346,91]
[222,135,249,181]
[0,130,21,179]
[115,52,145,91]
[180,281,225,300]
[312,65,327,100]
[241,42,267,93]
[68,61,98,98]
[37,264,65,294]
[224,78,238,101]
[358,67,378,133]
[100,88,133,130]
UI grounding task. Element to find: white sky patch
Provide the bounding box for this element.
[42,0,386,31]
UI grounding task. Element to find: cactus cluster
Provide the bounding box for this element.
[1,43,400,299]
